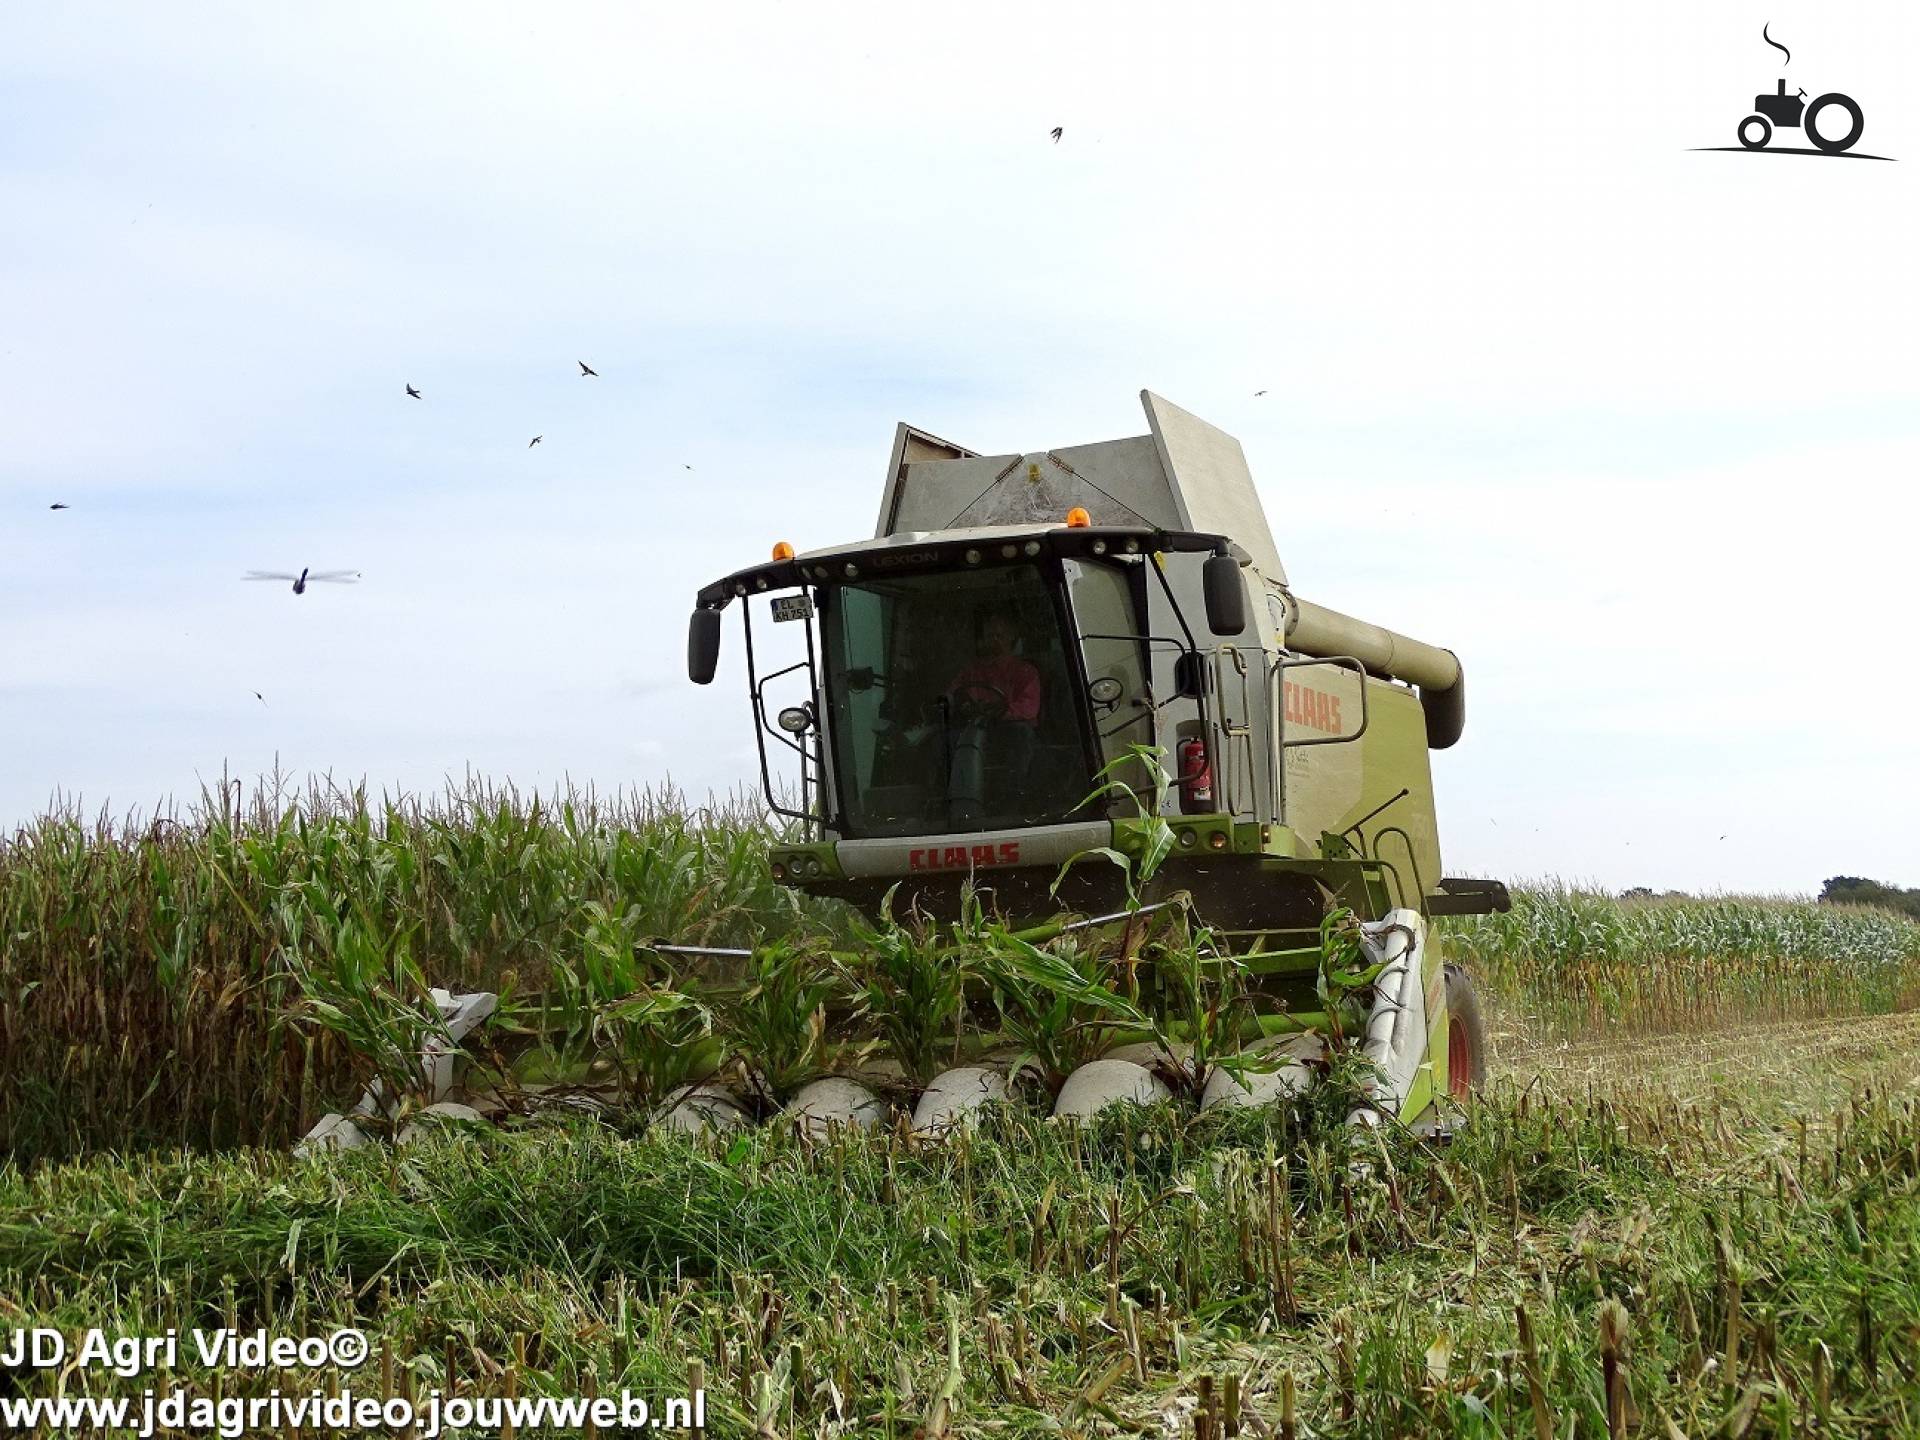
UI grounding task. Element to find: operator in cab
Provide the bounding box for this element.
[942,608,1042,795]
[949,610,1040,725]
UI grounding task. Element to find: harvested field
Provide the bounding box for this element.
[6,789,1920,1433]
[6,1013,1920,1435]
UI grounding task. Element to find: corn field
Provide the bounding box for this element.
[5,782,1917,1162]
[8,784,1920,1433]
[0,776,836,1161]
[1445,884,1920,1037]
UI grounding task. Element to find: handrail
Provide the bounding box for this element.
[744,608,821,834]
[1272,655,1371,749]
[1271,654,1370,827]
[1209,645,1262,817]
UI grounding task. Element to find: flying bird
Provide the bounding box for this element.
[1254,390,1267,397]
[1049,127,1063,143]
[242,567,360,595]
[578,361,598,377]
[529,435,543,447]
[254,691,266,705]
[49,502,69,510]
[405,384,421,399]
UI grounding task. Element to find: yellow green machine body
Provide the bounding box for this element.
[689,391,1506,1121]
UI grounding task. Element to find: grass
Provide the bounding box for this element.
[8,783,1920,1432]
[6,1050,1920,1435]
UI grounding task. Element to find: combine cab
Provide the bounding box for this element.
[689,391,1507,1125]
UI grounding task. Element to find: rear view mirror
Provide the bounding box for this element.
[1203,554,1247,636]
[688,608,722,684]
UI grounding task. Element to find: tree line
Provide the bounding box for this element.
[1820,876,1920,922]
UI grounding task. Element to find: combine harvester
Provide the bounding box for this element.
[686,391,1505,1132]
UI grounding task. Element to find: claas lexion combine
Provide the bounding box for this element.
[687,391,1507,1128]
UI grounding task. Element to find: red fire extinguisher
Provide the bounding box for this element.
[1177,736,1212,813]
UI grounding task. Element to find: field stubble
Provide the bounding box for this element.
[7,784,1920,1433]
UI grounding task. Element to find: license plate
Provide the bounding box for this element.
[770,595,813,623]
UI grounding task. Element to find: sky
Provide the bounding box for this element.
[3,2,1916,896]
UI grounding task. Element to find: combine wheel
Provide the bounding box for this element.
[1053,1059,1170,1122]
[1443,964,1487,1102]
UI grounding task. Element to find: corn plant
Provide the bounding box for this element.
[973,926,1149,1091]
[521,902,715,1109]
[1053,744,1178,913]
[592,985,715,1111]
[712,935,843,1109]
[277,909,452,1127]
[1141,919,1262,1098]
[840,886,977,1087]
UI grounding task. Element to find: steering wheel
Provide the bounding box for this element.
[945,680,1010,727]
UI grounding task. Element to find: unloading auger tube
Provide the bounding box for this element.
[1276,591,1466,749]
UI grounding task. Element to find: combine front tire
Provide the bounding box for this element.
[1443,964,1487,1101]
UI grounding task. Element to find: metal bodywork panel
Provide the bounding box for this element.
[875,391,1285,583]
[1279,672,1442,912]
[1139,391,1286,586]
[834,820,1112,880]
[882,438,1173,536]
[876,423,978,537]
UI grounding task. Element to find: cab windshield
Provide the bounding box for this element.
[820,563,1096,838]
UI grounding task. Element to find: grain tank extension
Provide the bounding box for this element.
[688,391,1508,1120]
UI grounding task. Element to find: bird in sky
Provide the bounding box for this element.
[49,502,69,510]
[684,463,693,470]
[578,361,598,377]
[242,567,360,596]
[405,384,421,399]
[254,691,266,705]
[1254,389,1268,396]
[529,435,543,448]
[1049,127,1063,143]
